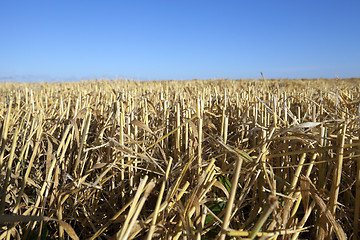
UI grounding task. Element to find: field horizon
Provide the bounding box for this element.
[2,76,360,84]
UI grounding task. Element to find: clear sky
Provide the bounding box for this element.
[0,0,359,82]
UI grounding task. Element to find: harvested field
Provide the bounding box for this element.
[0,78,360,239]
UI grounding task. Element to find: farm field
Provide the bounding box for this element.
[0,78,360,239]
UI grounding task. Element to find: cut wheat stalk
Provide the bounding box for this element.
[327,123,347,239]
[0,127,19,214]
[0,99,12,170]
[119,180,156,240]
[302,176,347,240]
[219,151,244,240]
[355,131,360,240]
[146,157,173,240]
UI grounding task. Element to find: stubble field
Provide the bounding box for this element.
[0,78,359,239]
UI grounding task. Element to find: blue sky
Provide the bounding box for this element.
[0,1,359,81]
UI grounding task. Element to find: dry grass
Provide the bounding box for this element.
[0,78,359,239]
